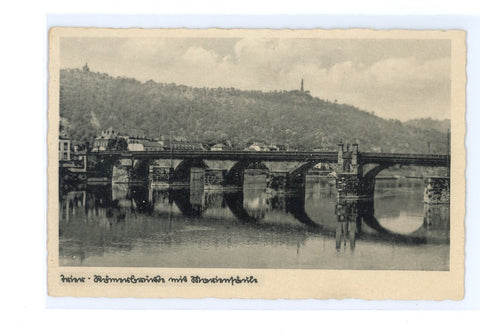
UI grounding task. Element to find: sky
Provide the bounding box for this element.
[60,37,451,121]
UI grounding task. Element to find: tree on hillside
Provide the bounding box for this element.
[114,138,128,151]
[59,68,449,154]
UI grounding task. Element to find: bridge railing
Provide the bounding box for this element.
[93,150,340,162]
[91,149,449,166]
[361,152,448,159]
[360,152,449,166]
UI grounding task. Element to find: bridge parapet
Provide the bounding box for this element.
[92,149,448,168]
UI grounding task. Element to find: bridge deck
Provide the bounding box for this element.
[94,150,339,162]
[93,150,449,167]
[360,152,449,166]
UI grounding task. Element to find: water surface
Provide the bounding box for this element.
[59,178,449,270]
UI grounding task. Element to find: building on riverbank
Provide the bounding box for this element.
[59,135,72,161]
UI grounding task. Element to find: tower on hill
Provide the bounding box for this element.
[83,62,90,72]
[301,78,304,92]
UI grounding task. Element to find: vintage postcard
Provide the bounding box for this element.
[48,28,465,299]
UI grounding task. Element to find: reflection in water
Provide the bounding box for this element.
[335,200,361,252]
[59,179,449,270]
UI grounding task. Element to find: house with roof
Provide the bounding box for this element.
[210,143,227,151]
[92,127,118,152]
[142,140,165,151]
[247,142,269,152]
[59,135,72,161]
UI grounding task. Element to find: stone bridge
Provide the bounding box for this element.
[88,143,449,202]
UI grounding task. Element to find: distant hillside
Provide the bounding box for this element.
[404,118,450,134]
[59,68,449,153]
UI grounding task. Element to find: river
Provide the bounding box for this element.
[59,178,449,270]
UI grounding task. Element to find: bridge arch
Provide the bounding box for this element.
[357,163,395,197]
[357,162,449,199]
[224,191,261,223]
[169,188,205,217]
[225,160,269,186]
[130,158,156,181]
[287,161,320,187]
[172,158,209,183]
[362,163,395,180]
[88,154,122,180]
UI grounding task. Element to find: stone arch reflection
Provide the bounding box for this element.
[338,199,432,245]
[83,184,113,219]
[82,182,449,247]
[224,191,259,224]
[361,210,427,244]
[129,185,154,215]
[284,188,321,228]
[147,186,205,218]
[303,194,448,248]
[351,198,449,245]
[223,186,320,229]
[149,186,226,218]
[171,188,204,217]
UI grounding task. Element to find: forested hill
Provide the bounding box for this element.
[59,68,449,153]
[404,118,450,135]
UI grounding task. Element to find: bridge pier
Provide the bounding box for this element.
[286,173,305,190]
[267,171,288,191]
[189,170,206,212]
[112,158,152,184]
[424,177,450,204]
[112,162,131,183]
[205,169,226,189]
[335,143,375,200]
[149,164,174,186]
[191,167,226,189]
[243,168,268,189]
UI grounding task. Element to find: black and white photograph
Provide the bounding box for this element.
[48,28,465,299]
[3,0,480,331]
